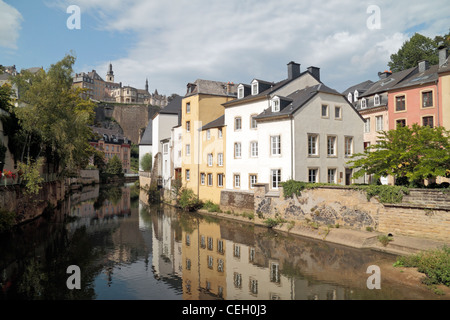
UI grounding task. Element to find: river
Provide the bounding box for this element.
[0,183,446,300]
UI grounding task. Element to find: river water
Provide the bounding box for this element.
[0,183,445,300]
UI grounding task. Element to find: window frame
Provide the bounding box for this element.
[271,169,281,189]
[344,136,354,157]
[308,168,318,183]
[308,134,319,157]
[234,117,242,131]
[327,135,337,157]
[234,142,242,158]
[270,135,281,156]
[395,95,406,112]
[250,141,258,158]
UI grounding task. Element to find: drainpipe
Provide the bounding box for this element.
[436,80,440,127]
[290,115,294,180]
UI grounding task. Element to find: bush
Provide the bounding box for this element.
[202,201,221,213]
[179,188,203,212]
[140,153,152,172]
[0,209,16,233]
[394,246,450,287]
[363,185,409,203]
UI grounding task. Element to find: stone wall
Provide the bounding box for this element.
[252,184,450,242]
[220,190,254,213]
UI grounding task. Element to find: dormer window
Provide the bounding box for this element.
[348,93,353,102]
[354,90,359,101]
[374,94,380,106]
[238,84,244,99]
[251,80,259,95]
[272,97,280,112]
[361,98,367,109]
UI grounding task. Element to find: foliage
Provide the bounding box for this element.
[106,155,123,176]
[361,185,410,203]
[140,153,152,172]
[348,124,450,185]
[388,31,450,72]
[394,246,450,287]
[377,234,393,247]
[202,200,221,213]
[263,217,287,228]
[171,176,183,203]
[281,180,308,198]
[0,208,16,233]
[0,83,15,112]
[178,188,203,212]
[17,158,44,195]
[11,54,97,174]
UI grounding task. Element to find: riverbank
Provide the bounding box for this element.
[195,208,448,257]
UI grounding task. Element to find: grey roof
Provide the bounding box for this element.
[354,92,388,111]
[342,80,374,97]
[390,64,439,90]
[255,83,343,120]
[185,79,237,97]
[139,120,153,146]
[201,115,224,130]
[360,67,417,97]
[159,95,182,114]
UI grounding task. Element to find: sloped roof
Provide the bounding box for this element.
[185,79,237,97]
[342,80,374,97]
[360,67,417,97]
[201,115,224,130]
[390,64,439,90]
[139,120,153,146]
[159,95,182,115]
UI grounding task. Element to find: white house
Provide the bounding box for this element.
[223,62,364,192]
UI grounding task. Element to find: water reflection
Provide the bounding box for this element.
[0,184,446,300]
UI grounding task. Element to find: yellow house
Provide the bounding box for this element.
[438,46,450,130]
[199,116,226,203]
[181,80,236,200]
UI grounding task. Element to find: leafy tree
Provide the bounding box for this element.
[140,153,152,172]
[348,124,450,185]
[106,155,123,176]
[11,54,96,174]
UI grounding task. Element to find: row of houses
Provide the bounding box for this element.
[140,46,450,204]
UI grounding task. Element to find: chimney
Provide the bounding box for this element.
[418,60,429,73]
[307,66,320,82]
[287,61,301,80]
[439,45,448,67]
[378,70,392,79]
[227,82,234,95]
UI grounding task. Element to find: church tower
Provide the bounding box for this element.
[106,63,114,83]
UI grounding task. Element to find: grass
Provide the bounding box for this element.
[393,246,450,287]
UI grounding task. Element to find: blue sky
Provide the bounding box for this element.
[1,0,449,96]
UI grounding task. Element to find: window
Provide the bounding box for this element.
[422,91,433,108]
[217,174,224,187]
[271,169,281,189]
[364,118,370,133]
[272,98,280,112]
[186,169,190,181]
[327,136,336,156]
[423,116,434,128]
[234,174,240,188]
[354,90,359,100]
[234,244,241,258]
[206,129,211,140]
[375,115,383,131]
[327,168,336,184]
[250,278,258,295]
[218,128,223,138]
[251,81,258,95]
[207,173,213,186]
[238,85,244,99]
[218,153,223,166]
[308,169,318,183]
[395,95,406,111]
[186,102,191,114]
[234,142,241,158]
[186,144,191,156]
[396,119,406,128]
[234,117,242,131]
[205,153,212,166]
[321,105,329,118]
[163,143,168,154]
[308,134,318,156]
[271,135,281,155]
[335,106,342,119]
[250,115,258,129]
[186,121,191,132]
[249,174,257,189]
[200,173,205,185]
[250,141,258,157]
[374,94,380,106]
[270,262,280,283]
[364,141,371,150]
[361,98,367,109]
[345,137,353,157]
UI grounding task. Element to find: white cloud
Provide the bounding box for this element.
[0,0,23,50]
[53,0,450,94]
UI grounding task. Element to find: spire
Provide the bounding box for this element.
[145,78,149,92]
[107,63,113,76]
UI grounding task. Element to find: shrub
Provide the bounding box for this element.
[394,246,450,287]
[378,234,393,246]
[0,209,16,233]
[363,185,409,203]
[179,188,203,212]
[203,200,221,213]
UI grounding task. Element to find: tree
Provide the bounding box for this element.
[348,124,450,185]
[388,33,439,72]
[11,54,97,174]
[140,153,152,172]
[106,155,123,176]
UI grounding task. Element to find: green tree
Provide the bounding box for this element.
[12,54,96,174]
[106,155,123,176]
[348,124,450,185]
[140,153,152,172]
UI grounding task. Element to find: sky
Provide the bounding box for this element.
[0,0,449,97]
